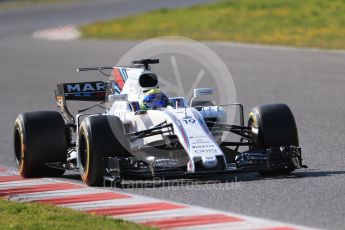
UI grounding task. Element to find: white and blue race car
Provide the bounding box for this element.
[14,59,306,186]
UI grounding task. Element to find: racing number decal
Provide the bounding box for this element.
[182,118,196,125]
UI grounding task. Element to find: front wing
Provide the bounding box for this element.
[103,145,306,181]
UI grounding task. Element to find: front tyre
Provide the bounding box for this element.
[248,104,299,174]
[78,115,129,186]
[14,111,67,177]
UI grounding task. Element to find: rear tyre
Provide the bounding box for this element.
[14,111,67,178]
[78,115,129,186]
[248,104,299,174]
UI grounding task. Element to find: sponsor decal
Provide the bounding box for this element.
[192,145,215,149]
[65,82,106,93]
[190,137,212,145]
[155,159,179,168]
[201,155,218,168]
[62,81,122,98]
[182,118,196,125]
[195,149,218,154]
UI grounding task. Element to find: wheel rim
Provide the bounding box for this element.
[14,127,22,165]
[79,134,88,173]
[248,117,256,150]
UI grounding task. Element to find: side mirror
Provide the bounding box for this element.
[193,88,213,97]
[108,94,128,102]
[190,88,213,107]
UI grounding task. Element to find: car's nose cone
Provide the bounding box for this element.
[201,155,218,168]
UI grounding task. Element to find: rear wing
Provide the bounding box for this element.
[55,81,109,101]
[55,64,134,123]
[55,81,118,123]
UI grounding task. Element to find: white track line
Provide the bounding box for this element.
[8,188,101,202]
[177,222,285,230]
[118,207,215,222]
[0,179,57,189]
[62,196,156,210]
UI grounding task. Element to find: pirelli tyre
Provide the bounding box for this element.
[78,115,129,186]
[248,104,299,174]
[14,111,67,177]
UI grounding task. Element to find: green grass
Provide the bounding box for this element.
[0,199,154,230]
[0,0,76,9]
[80,0,345,49]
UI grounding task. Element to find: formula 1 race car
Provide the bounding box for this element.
[14,59,307,186]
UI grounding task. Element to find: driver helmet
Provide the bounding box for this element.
[140,88,169,110]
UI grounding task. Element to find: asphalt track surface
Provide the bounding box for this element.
[0,1,344,230]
